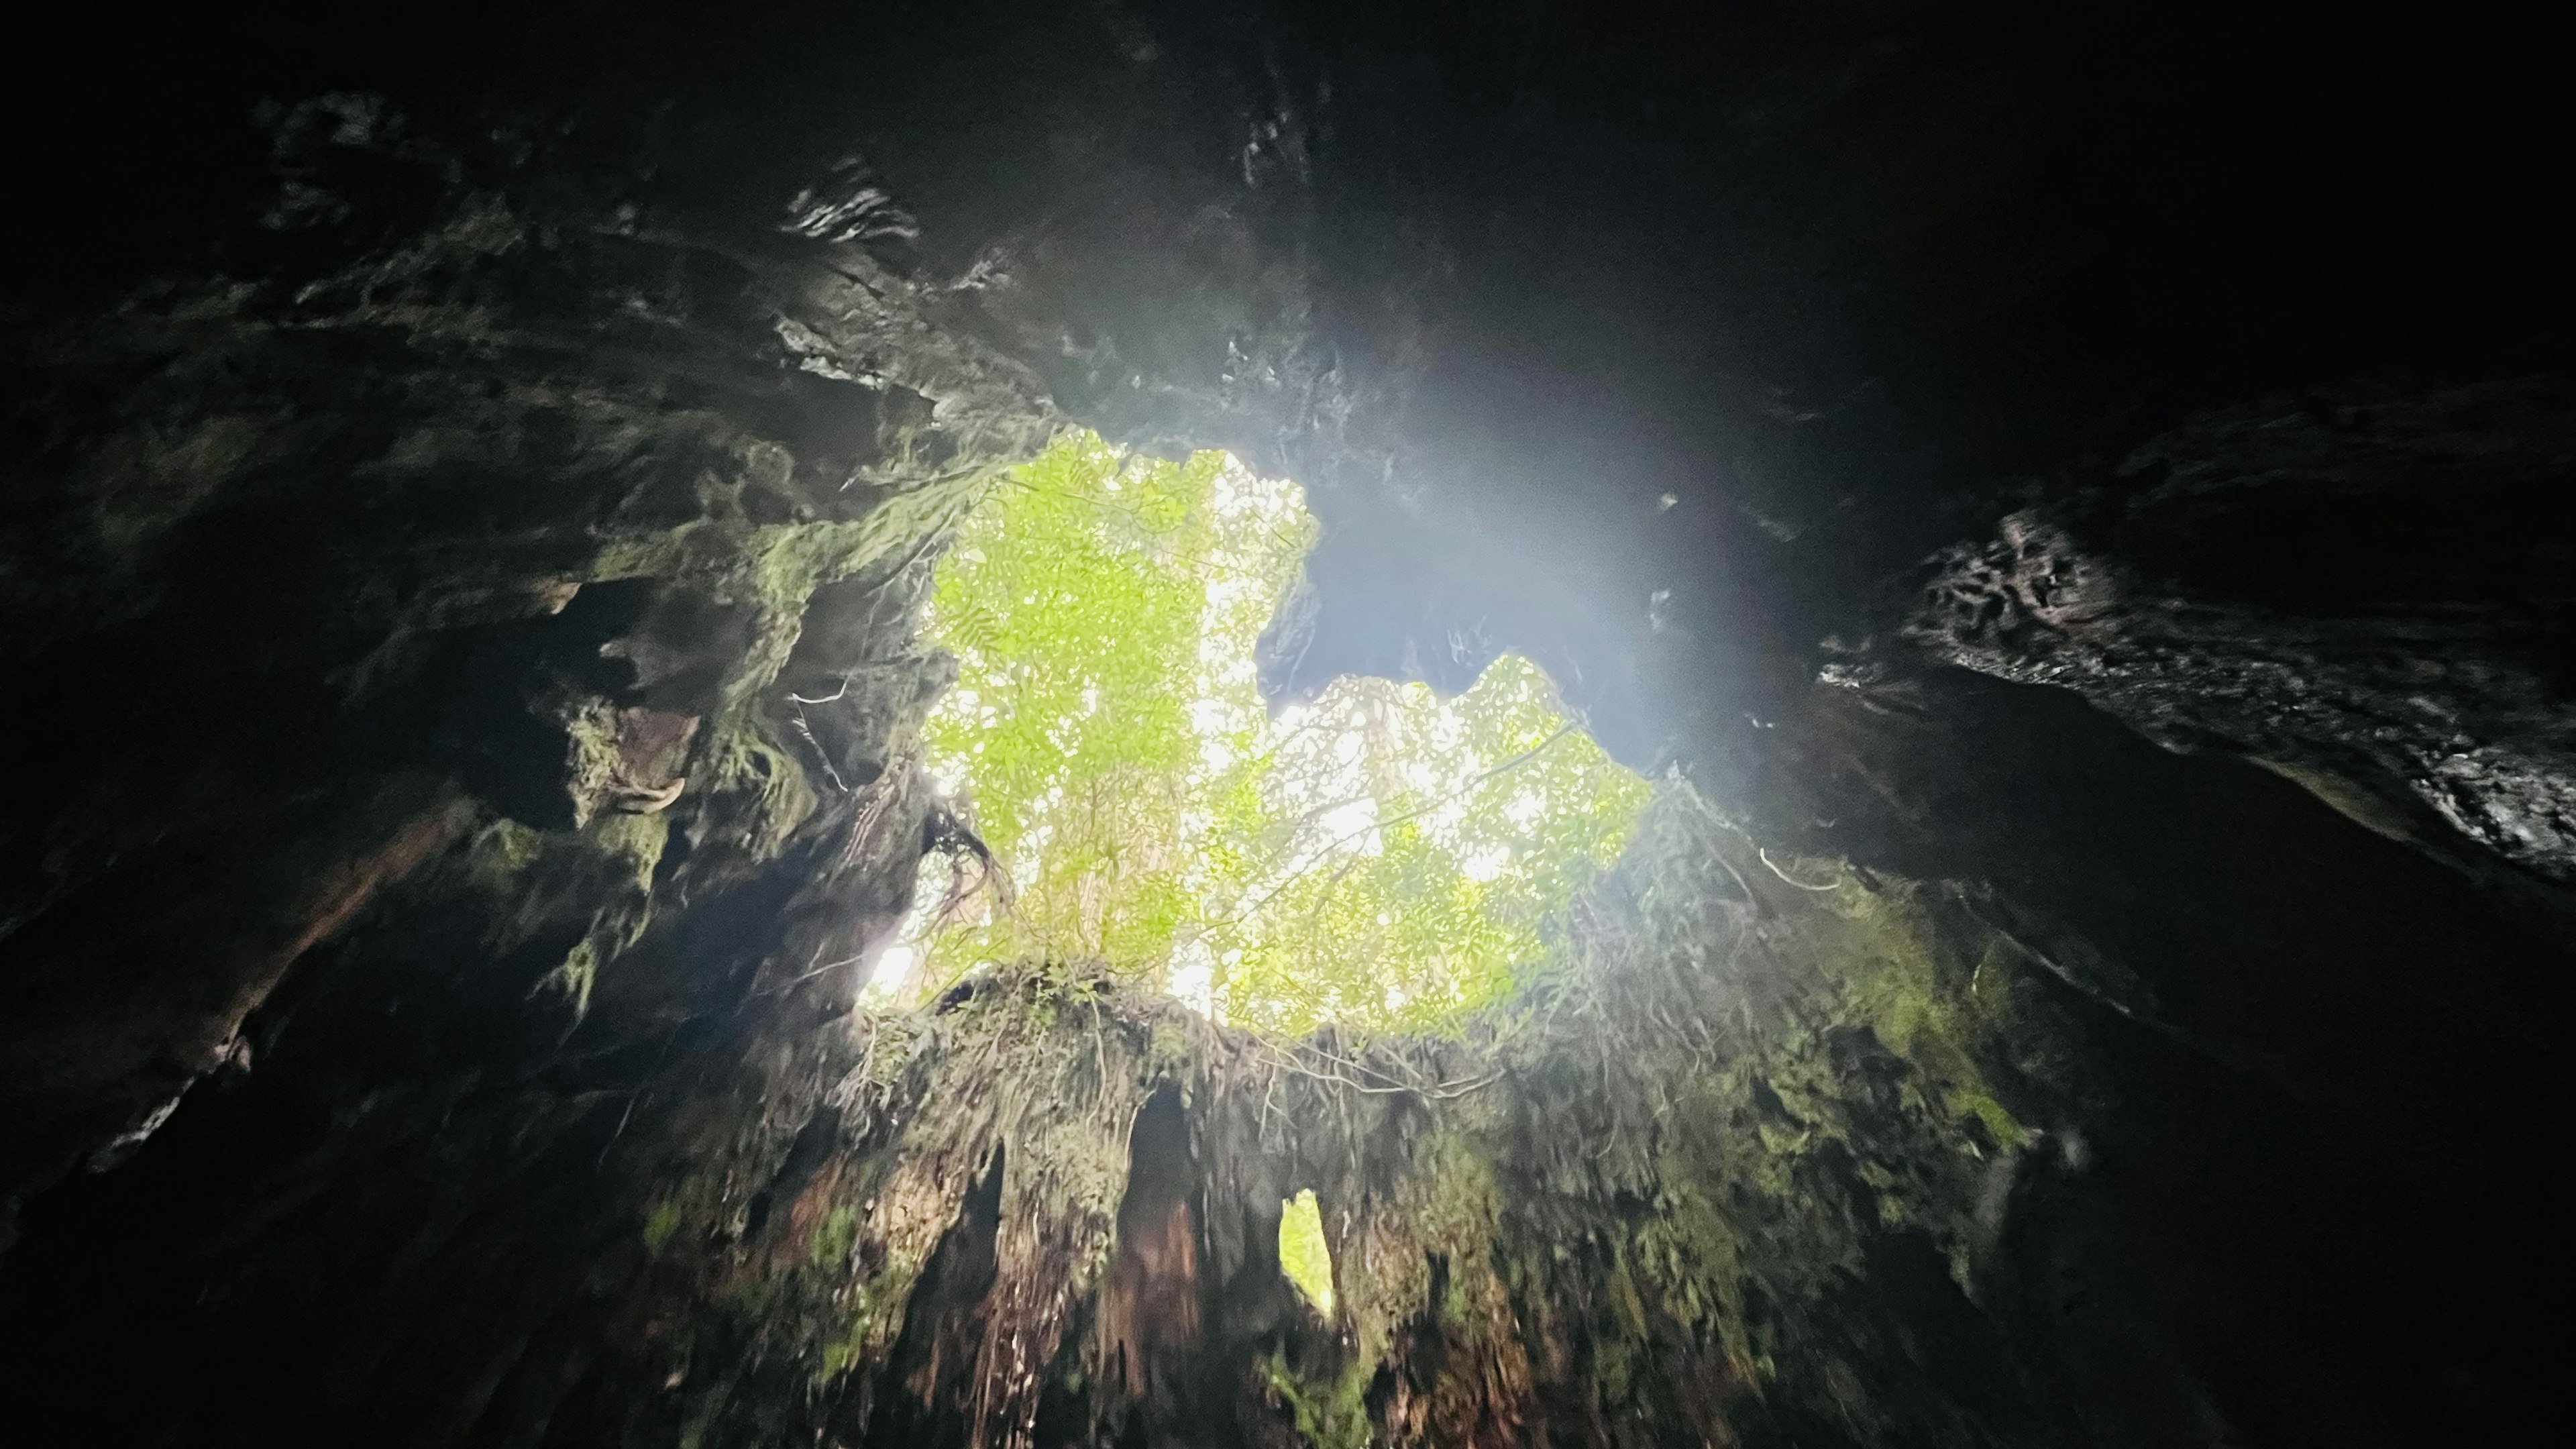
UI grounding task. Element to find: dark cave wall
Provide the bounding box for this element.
[0,87,1057,1226]
[19,1,2565,753]
[0,3,2569,1447]
[0,107,1038,1432]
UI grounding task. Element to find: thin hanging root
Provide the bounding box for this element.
[839,763,908,868]
[1758,847,1843,892]
[1664,780,1771,918]
[1709,842,1770,917]
[753,949,871,999]
[921,801,1014,926]
[791,710,851,793]
[1252,1036,1503,1101]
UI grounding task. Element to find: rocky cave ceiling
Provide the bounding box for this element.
[0,3,2565,1448]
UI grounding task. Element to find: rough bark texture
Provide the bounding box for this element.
[0,5,2565,1448]
[1906,377,2576,897]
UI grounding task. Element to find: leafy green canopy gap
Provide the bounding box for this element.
[885,430,1649,1036]
[1277,1189,1336,1316]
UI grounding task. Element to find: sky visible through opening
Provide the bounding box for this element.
[870,431,1650,1036]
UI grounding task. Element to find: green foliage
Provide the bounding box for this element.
[919,433,1265,975]
[1277,1189,1337,1316]
[1257,1348,1377,1449]
[1212,662,1652,1035]
[910,430,1648,1037]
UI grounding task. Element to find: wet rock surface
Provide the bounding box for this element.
[0,4,2566,1447]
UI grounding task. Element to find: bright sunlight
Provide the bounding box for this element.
[874,431,1649,1036]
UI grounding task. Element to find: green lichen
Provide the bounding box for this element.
[539,810,673,1013]
[564,700,626,828]
[1260,1349,1377,1449]
[698,720,818,863]
[1949,1087,2031,1150]
[590,810,671,900]
[817,1260,932,1384]
[547,938,601,1012]
[643,1197,686,1256]
[620,779,2090,1449]
[811,1205,859,1269]
[464,817,545,890]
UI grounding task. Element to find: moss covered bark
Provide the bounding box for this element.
[607,773,2099,1449]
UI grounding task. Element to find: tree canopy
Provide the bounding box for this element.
[889,431,1649,1037]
